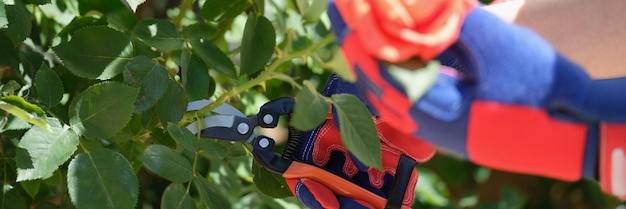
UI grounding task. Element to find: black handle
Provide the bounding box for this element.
[385,155,418,209]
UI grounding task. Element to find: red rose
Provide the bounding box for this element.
[334,0,477,62]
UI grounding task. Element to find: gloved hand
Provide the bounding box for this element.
[327,0,626,200]
[286,76,437,209]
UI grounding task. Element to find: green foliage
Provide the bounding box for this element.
[141,144,193,183]
[67,149,139,209]
[16,118,78,181]
[388,60,440,102]
[161,183,196,209]
[0,0,620,208]
[189,37,237,78]
[167,123,199,152]
[331,94,382,170]
[252,161,293,198]
[180,51,213,101]
[133,19,183,51]
[124,56,169,112]
[240,14,276,75]
[193,176,232,209]
[0,2,7,29]
[0,0,345,207]
[69,82,138,139]
[0,96,48,129]
[291,80,329,131]
[53,26,133,80]
[3,0,31,45]
[156,80,186,125]
[34,64,63,107]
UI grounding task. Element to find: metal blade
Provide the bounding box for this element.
[186,115,235,134]
[186,100,210,111]
[186,100,245,117]
[187,114,257,142]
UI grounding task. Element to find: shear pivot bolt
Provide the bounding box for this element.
[263,114,274,124]
[237,123,249,134]
[259,138,270,148]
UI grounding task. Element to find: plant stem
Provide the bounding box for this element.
[174,0,193,29]
[195,34,335,116]
[184,152,199,200]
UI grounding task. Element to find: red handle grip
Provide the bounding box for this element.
[283,161,411,209]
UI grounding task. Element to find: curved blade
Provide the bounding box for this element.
[186,115,235,134]
[186,100,245,117]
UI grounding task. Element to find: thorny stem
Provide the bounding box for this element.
[174,0,194,29]
[184,151,199,195]
[193,33,336,117]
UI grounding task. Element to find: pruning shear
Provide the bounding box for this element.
[186,98,414,209]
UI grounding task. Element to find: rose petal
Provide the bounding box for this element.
[335,0,477,61]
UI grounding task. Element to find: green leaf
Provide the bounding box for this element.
[20,44,44,79]
[0,80,21,94]
[150,127,177,148]
[240,15,275,75]
[53,25,133,80]
[387,60,440,103]
[252,161,293,198]
[0,1,8,29]
[198,139,228,160]
[167,123,199,152]
[0,96,48,130]
[474,167,491,184]
[132,39,161,58]
[67,149,139,209]
[124,56,169,112]
[69,82,139,139]
[190,38,236,78]
[295,0,309,16]
[75,0,138,32]
[20,180,40,199]
[200,0,248,22]
[301,0,329,23]
[133,19,183,51]
[291,80,329,131]
[181,51,211,101]
[193,176,231,209]
[124,0,146,12]
[157,80,187,125]
[181,23,217,40]
[0,32,19,67]
[56,16,108,43]
[330,94,382,170]
[414,167,450,206]
[253,0,264,15]
[3,0,31,45]
[499,186,527,209]
[1,115,30,132]
[16,118,78,181]
[35,64,63,107]
[116,136,147,173]
[42,170,62,186]
[23,0,50,5]
[161,183,196,209]
[328,50,356,82]
[141,144,193,183]
[1,184,27,209]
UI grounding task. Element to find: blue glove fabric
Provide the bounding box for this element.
[287,75,439,208]
[327,2,626,181]
[413,8,626,177]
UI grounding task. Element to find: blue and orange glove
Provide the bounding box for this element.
[328,0,626,200]
[286,76,437,208]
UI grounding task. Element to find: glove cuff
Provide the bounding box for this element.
[599,123,626,200]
